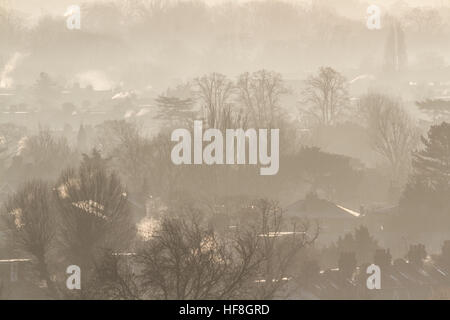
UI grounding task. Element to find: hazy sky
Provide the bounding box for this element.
[7,0,450,16]
[3,0,449,28]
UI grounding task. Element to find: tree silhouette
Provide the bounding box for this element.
[400,122,450,228]
[359,93,419,189]
[195,73,235,129]
[55,149,134,292]
[2,180,57,297]
[135,199,317,299]
[236,70,287,128]
[301,67,348,126]
[20,128,74,180]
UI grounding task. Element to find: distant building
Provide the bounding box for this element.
[294,245,450,300]
[284,194,361,243]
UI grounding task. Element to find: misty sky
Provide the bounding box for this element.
[7,0,450,17]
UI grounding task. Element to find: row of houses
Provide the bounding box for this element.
[293,245,450,300]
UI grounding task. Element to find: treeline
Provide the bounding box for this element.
[2,1,450,88]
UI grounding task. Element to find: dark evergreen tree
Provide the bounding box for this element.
[400,122,450,228]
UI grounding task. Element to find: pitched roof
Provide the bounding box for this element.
[284,197,361,219]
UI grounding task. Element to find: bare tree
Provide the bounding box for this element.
[301,67,348,126]
[20,128,74,179]
[135,199,317,299]
[97,120,181,203]
[238,199,318,299]
[115,130,182,205]
[136,211,236,299]
[359,93,419,186]
[84,249,139,300]
[195,73,236,129]
[95,120,141,156]
[54,149,135,291]
[236,70,287,128]
[2,180,57,297]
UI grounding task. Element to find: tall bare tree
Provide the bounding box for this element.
[301,67,348,126]
[195,73,236,129]
[2,180,57,297]
[359,93,419,187]
[236,70,287,128]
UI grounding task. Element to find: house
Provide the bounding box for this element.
[284,193,361,243]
